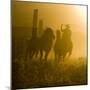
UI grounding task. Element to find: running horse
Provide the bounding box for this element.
[25,27,55,61]
[54,24,73,60]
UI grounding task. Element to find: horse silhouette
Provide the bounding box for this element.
[38,27,55,60]
[54,24,73,60]
[60,24,73,59]
[60,39,73,60]
[25,37,37,60]
[54,30,62,60]
[26,27,55,61]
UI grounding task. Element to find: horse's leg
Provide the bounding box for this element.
[40,49,43,61]
[63,52,67,61]
[68,47,72,57]
[35,50,39,59]
[30,50,35,60]
[67,44,73,59]
[45,50,50,61]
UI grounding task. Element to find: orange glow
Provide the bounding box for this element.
[12,1,87,59]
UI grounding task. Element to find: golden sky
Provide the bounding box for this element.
[12,1,87,58]
[12,1,87,31]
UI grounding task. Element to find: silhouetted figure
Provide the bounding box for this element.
[54,24,73,61]
[39,27,55,61]
[60,24,73,59]
[54,30,62,61]
[25,37,37,60]
[26,27,55,61]
[61,24,71,42]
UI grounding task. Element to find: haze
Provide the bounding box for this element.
[12,1,87,58]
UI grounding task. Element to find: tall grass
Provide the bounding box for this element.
[12,57,87,89]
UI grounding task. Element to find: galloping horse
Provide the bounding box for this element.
[60,39,73,60]
[54,24,73,60]
[25,27,55,61]
[38,27,55,60]
[54,30,62,60]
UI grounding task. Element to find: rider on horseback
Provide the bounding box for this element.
[61,24,73,58]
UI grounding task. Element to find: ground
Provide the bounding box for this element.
[12,57,87,89]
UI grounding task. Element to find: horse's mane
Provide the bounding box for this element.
[42,27,55,40]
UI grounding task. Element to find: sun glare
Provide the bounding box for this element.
[75,6,87,19]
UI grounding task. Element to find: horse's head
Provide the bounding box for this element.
[44,27,55,40]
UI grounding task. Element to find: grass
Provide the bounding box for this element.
[12,57,87,89]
